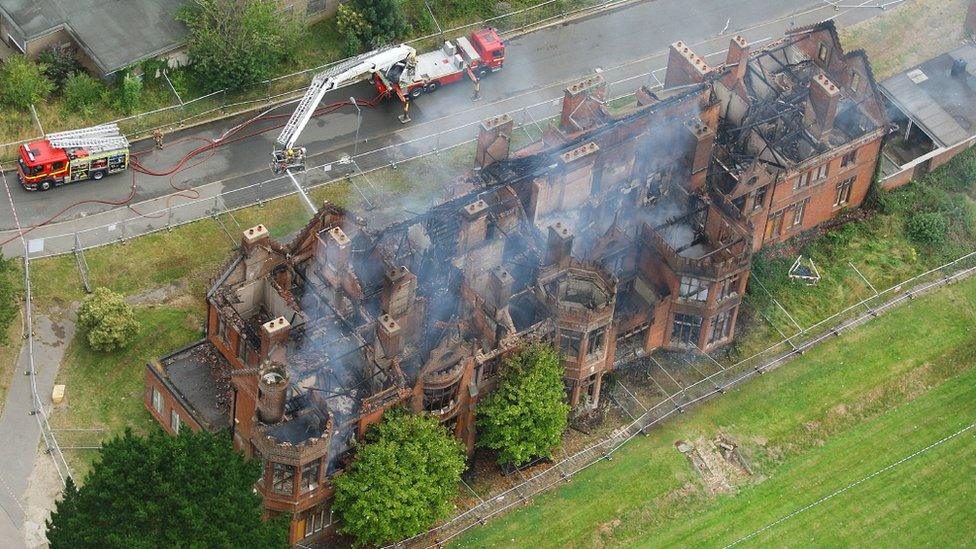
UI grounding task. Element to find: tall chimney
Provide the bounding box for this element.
[665,41,711,88]
[325,226,351,273]
[725,35,750,83]
[559,74,607,132]
[458,199,489,253]
[487,266,514,308]
[376,314,403,357]
[806,73,841,140]
[242,224,271,280]
[257,362,288,424]
[381,266,417,319]
[684,118,715,183]
[475,114,514,169]
[259,316,290,363]
[545,223,574,268]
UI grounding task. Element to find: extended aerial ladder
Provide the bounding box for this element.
[271,45,417,174]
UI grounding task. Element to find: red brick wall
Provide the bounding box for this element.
[144,365,204,435]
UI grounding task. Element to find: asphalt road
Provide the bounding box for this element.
[0,0,887,239]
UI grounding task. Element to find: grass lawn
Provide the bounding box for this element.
[51,302,204,478]
[732,147,976,360]
[0,258,24,415]
[839,0,970,80]
[453,274,976,548]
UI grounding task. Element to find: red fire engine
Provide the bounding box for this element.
[272,28,505,173]
[17,124,129,191]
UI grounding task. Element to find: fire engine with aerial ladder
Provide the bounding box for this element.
[271,27,505,174]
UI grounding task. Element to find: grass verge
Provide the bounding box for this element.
[51,302,204,477]
[839,0,970,80]
[453,272,976,548]
[732,145,976,359]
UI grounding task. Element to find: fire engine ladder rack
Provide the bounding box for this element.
[47,124,129,155]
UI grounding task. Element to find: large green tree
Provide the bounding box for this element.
[176,0,302,92]
[46,429,287,548]
[349,0,408,48]
[333,411,466,546]
[477,343,570,466]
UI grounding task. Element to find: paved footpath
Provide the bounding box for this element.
[0,313,74,548]
[0,0,888,258]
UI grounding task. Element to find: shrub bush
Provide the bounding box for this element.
[38,44,83,89]
[62,73,106,115]
[0,54,54,109]
[77,288,139,352]
[117,73,143,114]
[906,211,950,246]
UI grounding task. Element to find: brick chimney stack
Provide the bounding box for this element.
[242,224,271,280]
[545,223,574,268]
[487,266,514,308]
[725,35,750,83]
[325,226,351,274]
[376,314,403,357]
[806,73,841,140]
[259,316,290,364]
[665,41,711,88]
[559,74,607,132]
[458,199,489,253]
[381,266,417,319]
[475,114,514,169]
[684,118,715,191]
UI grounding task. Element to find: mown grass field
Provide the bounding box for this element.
[453,274,976,548]
[839,0,970,80]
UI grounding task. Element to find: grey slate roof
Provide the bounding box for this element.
[1,0,187,74]
[880,45,976,148]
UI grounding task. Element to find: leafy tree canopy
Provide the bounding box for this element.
[176,0,302,92]
[46,428,288,548]
[77,287,139,352]
[476,343,570,466]
[346,0,409,49]
[0,54,54,109]
[333,411,466,546]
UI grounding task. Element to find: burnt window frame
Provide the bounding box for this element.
[586,326,608,358]
[752,185,768,211]
[672,313,703,347]
[559,330,583,358]
[423,383,458,412]
[300,459,321,494]
[841,149,857,167]
[679,276,709,302]
[272,462,296,496]
[708,308,736,345]
[718,273,741,301]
